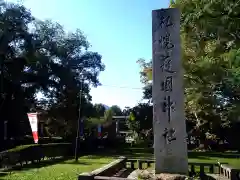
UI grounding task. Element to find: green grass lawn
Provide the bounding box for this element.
[118,148,240,166]
[0,155,114,180]
[188,151,240,168]
[1,149,240,180]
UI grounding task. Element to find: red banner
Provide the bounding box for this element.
[27,113,38,144]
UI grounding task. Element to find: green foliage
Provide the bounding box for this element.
[85,106,114,127]
[137,59,152,101]
[124,104,152,144]
[174,0,240,143]
[136,0,240,148]
[126,119,140,134]
[93,104,107,118]
[129,112,136,121]
[0,1,105,142]
[103,109,112,121]
[87,117,105,125]
[110,105,122,116]
[137,58,152,84]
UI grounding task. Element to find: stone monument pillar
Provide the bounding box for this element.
[152,8,188,174]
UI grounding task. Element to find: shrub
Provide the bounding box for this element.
[43,143,71,159]
[0,143,72,169]
[1,136,66,152]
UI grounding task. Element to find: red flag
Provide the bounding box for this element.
[27,113,38,144]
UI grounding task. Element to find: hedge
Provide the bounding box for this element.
[0,143,72,169]
[1,136,66,152]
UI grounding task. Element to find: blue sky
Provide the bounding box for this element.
[9,0,169,109]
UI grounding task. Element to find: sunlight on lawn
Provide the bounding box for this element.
[1,151,240,180]
[0,156,114,180]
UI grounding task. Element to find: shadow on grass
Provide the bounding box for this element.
[82,147,240,161]
[0,154,86,177]
[188,156,211,160]
[93,147,240,160]
[0,172,10,177]
[81,148,154,160]
[59,161,90,165]
[1,148,238,178]
[188,151,240,159]
[3,157,71,172]
[59,160,109,165]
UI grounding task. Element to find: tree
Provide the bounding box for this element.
[93,103,106,118]
[103,109,114,122]
[126,111,139,133]
[137,0,240,148]
[82,104,115,138]
[137,59,152,102]
[109,105,122,116]
[0,2,105,145]
[125,103,152,138]
[172,0,240,146]
[0,2,37,140]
